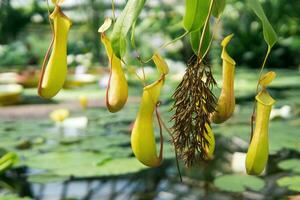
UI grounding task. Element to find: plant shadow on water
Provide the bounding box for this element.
[0,70,300,200]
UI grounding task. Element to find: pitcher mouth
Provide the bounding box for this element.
[50,5,73,26]
[255,90,276,106]
[143,75,165,91]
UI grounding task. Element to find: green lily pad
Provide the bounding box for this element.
[52,157,147,177]
[277,176,300,192]
[0,195,32,200]
[25,151,111,171]
[269,123,300,153]
[79,134,131,151]
[100,146,132,158]
[214,174,265,192]
[278,159,300,173]
[24,151,147,178]
[217,120,300,153]
[28,173,69,184]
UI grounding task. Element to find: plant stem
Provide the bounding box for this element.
[197,0,215,63]
[133,31,189,65]
[156,107,182,182]
[158,31,189,52]
[255,45,272,93]
[250,45,272,140]
[197,17,221,64]
[111,0,116,22]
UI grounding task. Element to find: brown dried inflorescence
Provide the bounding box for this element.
[172,56,217,167]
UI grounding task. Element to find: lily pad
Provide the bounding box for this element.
[24,151,147,178]
[269,123,300,153]
[25,151,111,171]
[216,120,300,153]
[52,157,147,177]
[214,174,265,192]
[100,146,132,158]
[28,173,69,184]
[278,159,300,173]
[277,176,300,192]
[0,195,32,200]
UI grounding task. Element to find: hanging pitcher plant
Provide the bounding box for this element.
[100,29,128,113]
[39,0,278,178]
[211,34,236,124]
[131,54,169,167]
[38,0,72,99]
[246,71,276,175]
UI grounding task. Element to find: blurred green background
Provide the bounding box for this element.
[0,0,300,200]
[1,0,299,69]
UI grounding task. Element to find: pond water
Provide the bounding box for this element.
[1,69,300,200]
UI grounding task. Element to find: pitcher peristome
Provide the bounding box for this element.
[38,5,72,99]
[211,34,236,124]
[101,34,128,113]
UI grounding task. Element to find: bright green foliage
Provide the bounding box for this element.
[0,195,32,200]
[190,24,211,55]
[247,0,277,47]
[110,0,147,59]
[212,0,226,17]
[183,0,210,32]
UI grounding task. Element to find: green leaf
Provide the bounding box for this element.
[0,152,19,173]
[278,159,300,173]
[247,0,277,47]
[50,157,147,178]
[190,24,211,55]
[28,173,69,184]
[217,120,300,154]
[130,21,137,48]
[24,151,147,178]
[212,0,226,18]
[110,0,146,58]
[183,0,210,32]
[0,195,32,200]
[277,176,300,192]
[214,174,265,192]
[25,151,111,171]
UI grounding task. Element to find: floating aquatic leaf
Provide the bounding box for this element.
[277,176,300,192]
[0,195,32,200]
[100,146,132,158]
[51,157,147,177]
[214,174,265,192]
[25,151,111,171]
[278,159,300,173]
[28,173,69,184]
[217,121,300,154]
